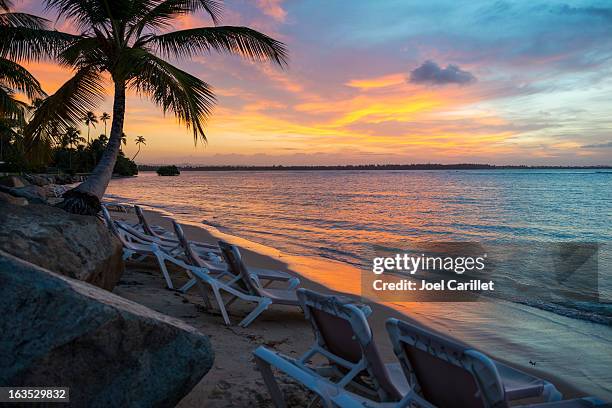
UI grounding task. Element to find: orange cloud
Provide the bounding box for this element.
[256,0,287,23]
[346,73,406,89]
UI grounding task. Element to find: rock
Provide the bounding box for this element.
[0,200,124,290]
[23,173,52,186]
[8,185,48,204]
[0,175,28,188]
[0,191,27,206]
[0,251,214,408]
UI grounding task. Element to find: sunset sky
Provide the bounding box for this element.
[19,0,612,165]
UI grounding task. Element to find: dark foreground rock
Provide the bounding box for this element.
[0,252,214,408]
[0,200,124,290]
[0,191,27,206]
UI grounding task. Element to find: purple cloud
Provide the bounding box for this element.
[409,60,476,85]
[581,141,612,149]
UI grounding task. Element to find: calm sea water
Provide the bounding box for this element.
[107,170,611,318]
[107,170,612,398]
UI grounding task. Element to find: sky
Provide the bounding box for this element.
[17,0,612,165]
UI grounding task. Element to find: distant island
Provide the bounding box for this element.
[156,165,181,176]
[139,164,612,172]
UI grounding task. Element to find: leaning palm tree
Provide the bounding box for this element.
[132,135,146,160]
[100,111,110,136]
[82,110,97,144]
[7,0,287,215]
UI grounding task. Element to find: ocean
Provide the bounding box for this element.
[106,169,611,399]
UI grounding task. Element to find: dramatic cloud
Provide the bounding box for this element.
[581,141,612,149]
[409,61,476,86]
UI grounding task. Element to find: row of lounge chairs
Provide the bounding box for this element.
[101,205,301,326]
[100,203,606,408]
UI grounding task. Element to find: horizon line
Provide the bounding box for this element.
[137,163,612,171]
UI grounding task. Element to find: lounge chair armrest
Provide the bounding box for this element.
[155,248,209,274]
[253,347,339,408]
[250,273,264,288]
[286,276,300,290]
[542,382,562,402]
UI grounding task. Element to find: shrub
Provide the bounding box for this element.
[156,165,180,176]
[114,154,138,176]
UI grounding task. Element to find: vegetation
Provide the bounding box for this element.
[132,136,146,160]
[0,125,138,176]
[156,165,180,176]
[1,0,288,215]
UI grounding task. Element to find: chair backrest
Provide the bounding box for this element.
[297,288,403,402]
[100,206,120,237]
[134,205,157,237]
[386,318,507,408]
[217,241,258,294]
[172,221,203,266]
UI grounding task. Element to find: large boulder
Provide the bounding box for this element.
[0,200,124,290]
[0,175,28,188]
[0,252,214,407]
[0,191,28,206]
[12,184,48,203]
[23,173,53,186]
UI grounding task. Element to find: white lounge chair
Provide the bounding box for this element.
[254,293,606,408]
[183,237,301,327]
[100,206,204,292]
[254,289,409,407]
[170,222,298,294]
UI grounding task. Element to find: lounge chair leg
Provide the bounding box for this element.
[212,286,231,325]
[254,355,287,408]
[179,278,197,293]
[154,252,175,290]
[122,249,135,261]
[133,254,147,262]
[239,298,272,328]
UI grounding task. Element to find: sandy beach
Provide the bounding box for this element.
[107,205,592,407]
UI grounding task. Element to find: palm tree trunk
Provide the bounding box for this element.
[59,81,126,215]
[132,145,140,160]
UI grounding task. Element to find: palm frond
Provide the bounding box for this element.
[128,51,215,142]
[131,0,222,36]
[0,85,27,123]
[0,12,49,28]
[148,26,288,67]
[0,57,46,100]
[0,0,13,12]
[24,66,104,148]
[57,36,107,68]
[45,0,112,31]
[0,26,79,61]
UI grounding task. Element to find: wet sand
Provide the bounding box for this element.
[108,206,600,406]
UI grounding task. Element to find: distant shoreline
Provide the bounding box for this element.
[138,164,612,172]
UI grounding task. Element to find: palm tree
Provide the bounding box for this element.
[0,0,47,126]
[64,126,85,169]
[132,135,146,160]
[100,112,110,136]
[7,0,287,215]
[82,111,97,144]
